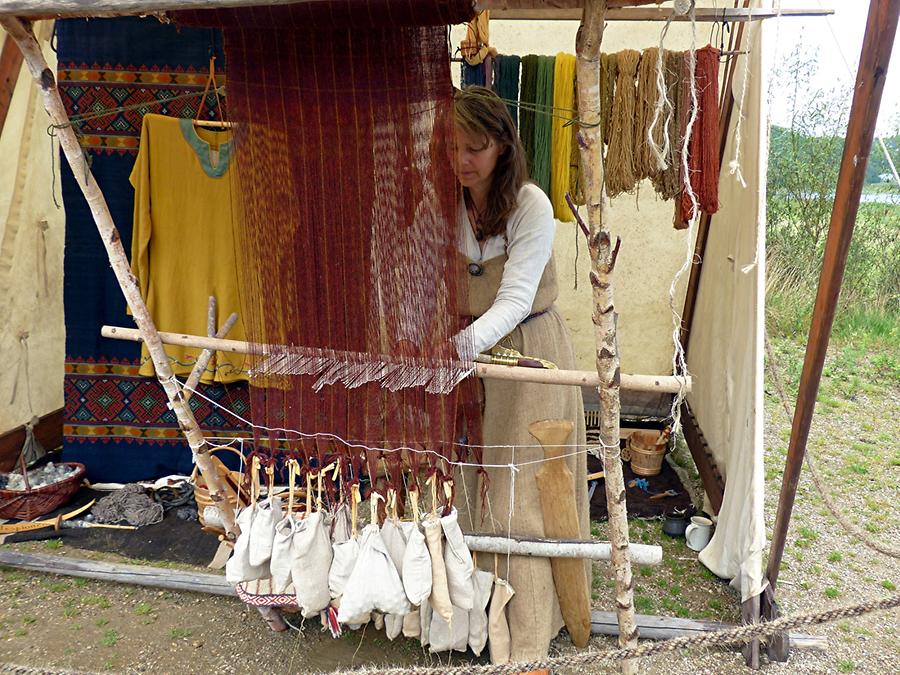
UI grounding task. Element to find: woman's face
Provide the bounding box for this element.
[454,122,502,194]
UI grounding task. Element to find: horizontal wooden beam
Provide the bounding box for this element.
[464,532,663,565]
[101,324,692,394]
[485,6,835,21]
[0,549,236,596]
[590,610,827,649]
[4,0,834,21]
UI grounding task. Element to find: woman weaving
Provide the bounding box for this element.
[452,86,590,663]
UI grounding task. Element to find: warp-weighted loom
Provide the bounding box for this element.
[0,0,839,670]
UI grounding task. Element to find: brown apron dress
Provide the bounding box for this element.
[456,253,590,662]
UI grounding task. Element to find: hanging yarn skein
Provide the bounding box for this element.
[532,55,556,195]
[550,53,577,220]
[495,55,522,128]
[678,45,721,227]
[651,50,685,200]
[600,52,617,145]
[605,49,641,197]
[519,55,540,177]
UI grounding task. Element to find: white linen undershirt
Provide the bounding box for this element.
[455,183,555,356]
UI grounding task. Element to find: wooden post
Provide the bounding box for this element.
[575,1,638,670]
[766,0,900,591]
[0,16,237,538]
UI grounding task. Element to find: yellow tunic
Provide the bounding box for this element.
[129,114,246,383]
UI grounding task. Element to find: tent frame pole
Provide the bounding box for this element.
[575,2,639,672]
[763,0,899,657]
[0,15,238,540]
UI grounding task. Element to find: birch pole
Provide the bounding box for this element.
[0,16,237,538]
[575,1,638,670]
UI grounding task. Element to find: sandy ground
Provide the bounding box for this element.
[1,338,897,674]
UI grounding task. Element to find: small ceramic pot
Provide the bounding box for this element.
[662,513,689,537]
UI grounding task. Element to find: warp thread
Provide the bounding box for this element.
[494,55,521,128]
[531,55,556,195]
[634,47,662,181]
[519,55,539,177]
[550,52,577,220]
[678,45,720,227]
[651,49,685,200]
[600,52,617,145]
[605,49,641,197]
[92,483,164,527]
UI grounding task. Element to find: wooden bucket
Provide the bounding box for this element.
[628,431,667,477]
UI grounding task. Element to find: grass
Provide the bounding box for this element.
[134,601,154,616]
[170,628,193,640]
[101,629,120,647]
[825,587,840,599]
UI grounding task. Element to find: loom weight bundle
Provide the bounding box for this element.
[225,456,269,584]
[529,419,592,648]
[285,465,333,617]
[337,492,410,623]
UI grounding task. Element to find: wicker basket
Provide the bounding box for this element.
[192,448,307,533]
[628,431,668,477]
[192,447,249,532]
[0,462,86,520]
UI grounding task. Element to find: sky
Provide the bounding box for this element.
[766,0,900,135]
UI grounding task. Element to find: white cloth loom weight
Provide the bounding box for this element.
[225,505,268,584]
[422,515,453,622]
[248,495,282,567]
[337,522,411,622]
[381,518,410,640]
[428,605,469,653]
[488,577,516,665]
[269,513,298,594]
[468,568,494,656]
[440,506,475,610]
[290,510,333,617]
[402,521,432,606]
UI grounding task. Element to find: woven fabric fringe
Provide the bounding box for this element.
[550,52,577,220]
[494,55,521,128]
[651,49,684,200]
[519,54,540,178]
[532,55,556,195]
[605,49,641,197]
[678,45,721,227]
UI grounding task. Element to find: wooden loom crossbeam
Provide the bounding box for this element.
[100,325,693,395]
[0,15,239,540]
[0,0,835,21]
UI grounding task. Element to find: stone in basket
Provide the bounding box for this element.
[0,461,86,520]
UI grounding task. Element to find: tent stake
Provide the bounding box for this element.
[575,2,638,672]
[0,15,238,539]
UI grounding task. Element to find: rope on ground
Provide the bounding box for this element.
[339,593,900,674]
[0,666,100,675]
[764,333,900,559]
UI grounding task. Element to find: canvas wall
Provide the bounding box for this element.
[0,23,65,436]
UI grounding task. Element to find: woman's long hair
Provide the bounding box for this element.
[453,86,528,239]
